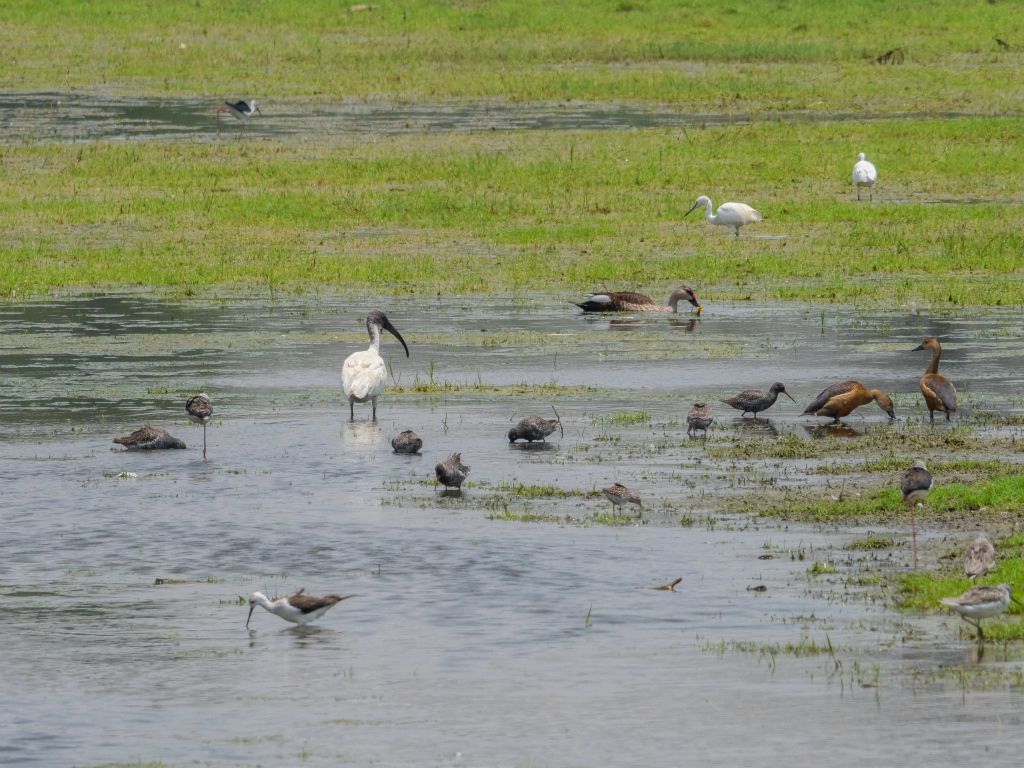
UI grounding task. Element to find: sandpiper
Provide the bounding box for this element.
[435,452,470,490]
[602,482,642,515]
[686,402,713,437]
[113,425,186,450]
[901,459,932,569]
[391,430,423,454]
[186,393,213,460]
[246,588,353,628]
[721,383,795,418]
[964,534,996,580]
[940,583,1019,641]
[508,414,562,443]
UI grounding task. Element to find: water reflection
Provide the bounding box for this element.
[804,423,865,439]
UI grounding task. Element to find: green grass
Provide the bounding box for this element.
[3,0,1024,113]
[2,117,1023,304]
[592,410,652,427]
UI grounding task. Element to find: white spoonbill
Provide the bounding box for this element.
[684,196,762,237]
[342,310,409,420]
[852,152,877,201]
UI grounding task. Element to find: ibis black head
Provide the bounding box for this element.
[366,310,409,357]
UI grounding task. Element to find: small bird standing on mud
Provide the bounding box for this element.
[602,483,643,515]
[900,459,932,569]
[113,425,186,450]
[964,534,996,580]
[940,583,1020,642]
[216,99,262,136]
[508,414,562,443]
[246,588,353,629]
[721,383,795,418]
[186,393,213,460]
[913,337,958,422]
[435,452,470,491]
[686,403,714,437]
[391,430,423,454]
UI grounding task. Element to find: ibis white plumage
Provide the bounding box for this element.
[852,152,877,201]
[342,310,409,420]
[685,195,762,237]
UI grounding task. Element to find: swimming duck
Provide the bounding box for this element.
[391,430,423,454]
[574,286,702,314]
[435,452,470,490]
[113,425,186,450]
[914,337,958,421]
[686,403,713,437]
[508,415,562,443]
[801,380,895,422]
[721,383,795,417]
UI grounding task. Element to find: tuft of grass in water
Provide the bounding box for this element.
[487,508,561,524]
[846,536,896,551]
[592,512,638,527]
[591,410,652,427]
[816,457,1013,477]
[807,561,836,576]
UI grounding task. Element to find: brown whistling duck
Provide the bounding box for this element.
[574,286,702,314]
[721,383,795,417]
[800,380,895,423]
[914,337,958,421]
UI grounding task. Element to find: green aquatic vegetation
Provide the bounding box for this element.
[591,410,651,427]
[486,508,561,524]
[390,379,599,397]
[846,536,896,551]
[815,457,1013,477]
[591,512,636,527]
[807,561,836,576]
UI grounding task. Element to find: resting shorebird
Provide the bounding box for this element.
[342,310,409,421]
[435,452,470,490]
[391,430,423,454]
[687,402,713,437]
[901,459,932,569]
[721,383,795,418]
[684,195,762,238]
[964,534,996,580]
[573,286,702,314]
[602,483,642,515]
[246,588,352,628]
[914,337,958,422]
[186,393,213,460]
[508,414,562,443]
[113,425,186,450]
[852,152,877,201]
[940,583,1020,641]
[216,99,261,136]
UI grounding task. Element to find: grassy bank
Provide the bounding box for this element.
[2,1,1023,113]
[2,117,1023,304]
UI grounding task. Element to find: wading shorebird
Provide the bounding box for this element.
[721,383,795,418]
[113,425,186,450]
[435,452,470,490]
[573,286,702,314]
[186,393,213,460]
[246,588,353,629]
[508,413,562,443]
[852,152,878,201]
[940,583,1020,642]
[684,195,762,237]
[391,430,423,454]
[602,482,642,515]
[801,380,896,423]
[686,402,714,437]
[901,459,932,569]
[965,534,996,580]
[216,99,261,136]
[913,337,958,422]
[342,310,409,421]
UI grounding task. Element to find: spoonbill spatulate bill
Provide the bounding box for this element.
[685,196,762,237]
[852,152,877,201]
[342,310,409,420]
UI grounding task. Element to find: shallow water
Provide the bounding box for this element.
[1,295,1023,767]
[0,90,1002,144]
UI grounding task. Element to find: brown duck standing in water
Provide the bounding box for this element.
[801,380,895,423]
[113,425,186,450]
[913,337,958,421]
[574,286,702,314]
[721,383,795,418]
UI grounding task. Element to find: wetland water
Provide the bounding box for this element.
[0,90,996,144]
[1,295,1023,767]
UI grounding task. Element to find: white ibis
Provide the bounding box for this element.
[342,311,409,420]
[685,196,762,237]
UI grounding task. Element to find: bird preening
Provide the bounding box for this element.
[508,409,563,443]
[342,310,409,420]
[113,425,186,450]
[435,452,470,491]
[186,393,213,460]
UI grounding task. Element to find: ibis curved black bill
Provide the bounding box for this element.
[366,310,409,357]
[385,322,410,358]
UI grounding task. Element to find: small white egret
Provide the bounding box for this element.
[852,152,877,201]
[684,196,762,237]
[342,310,409,420]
